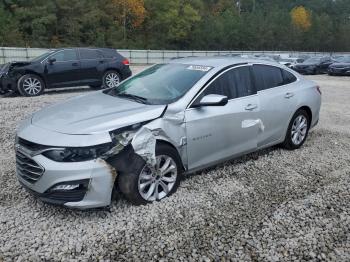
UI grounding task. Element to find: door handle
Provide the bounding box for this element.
[72,62,79,66]
[285,92,294,99]
[245,104,258,111]
[99,60,104,64]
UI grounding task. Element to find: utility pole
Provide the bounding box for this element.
[236,0,241,16]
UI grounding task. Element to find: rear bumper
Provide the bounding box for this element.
[120,66,132,80]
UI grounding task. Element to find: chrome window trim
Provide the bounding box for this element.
[41,49,78,64]
[186,64,254,109]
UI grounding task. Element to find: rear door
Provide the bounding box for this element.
[185,65,260,171]
[78,49,105,85]
[45,49,80,88]
[253,64,298,147]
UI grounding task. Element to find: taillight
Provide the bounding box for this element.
[122,59,130,66]
[316,86,322,95]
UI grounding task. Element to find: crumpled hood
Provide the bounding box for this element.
[31,92,166,135]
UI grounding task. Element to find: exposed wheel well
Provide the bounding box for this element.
[156,140,185,171]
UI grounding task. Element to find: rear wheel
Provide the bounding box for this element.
[282,109,310,150]
[17,74,45,97]
[118,144,182,205]
[103,70,120,89]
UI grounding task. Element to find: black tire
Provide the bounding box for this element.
[118,143,182,205]
[17,74,45,97]
[282,109,310,150]
[102,70,121,89]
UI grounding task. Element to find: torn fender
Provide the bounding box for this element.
[100,126,157,174]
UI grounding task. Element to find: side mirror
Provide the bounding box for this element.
[192,94,228,108]
[48,58,56,65]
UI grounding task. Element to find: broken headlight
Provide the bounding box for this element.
[42,143,112,162]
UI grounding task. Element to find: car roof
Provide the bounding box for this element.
[55,47,116,52]
[169,56,281,69]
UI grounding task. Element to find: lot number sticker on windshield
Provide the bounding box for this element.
[187,65,212,72]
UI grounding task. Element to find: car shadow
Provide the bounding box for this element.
[183,146,278,181]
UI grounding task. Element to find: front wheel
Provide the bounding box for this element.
[118,144,182,205]
[282,109,310,150]
[17,74,45,97]
[103,70,121,89]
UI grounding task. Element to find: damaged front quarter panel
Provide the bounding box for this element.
[98,108,187,180]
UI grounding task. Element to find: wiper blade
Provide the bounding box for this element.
[117,93,148,104]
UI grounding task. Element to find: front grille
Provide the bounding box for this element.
[16,151,44,183]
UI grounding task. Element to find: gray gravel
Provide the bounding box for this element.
[1,71,350,261]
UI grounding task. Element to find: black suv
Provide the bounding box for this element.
[0,48,132,96]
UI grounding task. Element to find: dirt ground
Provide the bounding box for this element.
[0,69,350,261]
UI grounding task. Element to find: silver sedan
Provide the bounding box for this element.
[15,57,321,208]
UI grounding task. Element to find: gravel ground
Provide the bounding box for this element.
[0,70,350,261]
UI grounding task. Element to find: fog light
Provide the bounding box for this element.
[49,179,90,192]
[51,184,80,191]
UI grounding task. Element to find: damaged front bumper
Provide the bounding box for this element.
[0,74,16,94]
[16,151,116,209]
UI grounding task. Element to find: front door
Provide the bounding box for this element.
[45,49,80,88]
[185,65,260,171]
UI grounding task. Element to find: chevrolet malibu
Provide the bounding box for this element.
[15,57,321,208]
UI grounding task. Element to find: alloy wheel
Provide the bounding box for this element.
[105,72,120,88]
[138,155,178,201]
[291,115,308,145]
[23,77,42,95]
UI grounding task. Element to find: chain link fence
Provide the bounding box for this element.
[1,47,349,64]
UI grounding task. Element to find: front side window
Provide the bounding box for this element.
[199,66,255,100]
[51,50,77,62]
[253,64,284,91]
[31,50,55,62]
[106,63,211,105]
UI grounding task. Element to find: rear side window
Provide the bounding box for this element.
[199,66,255,100]
[80,49,103,60]
[102,49,119,58]
[282,69,297,85]
[51,50,77,62]
[253,65,284,91]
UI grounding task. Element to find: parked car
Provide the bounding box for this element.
[328,56,350,76]
[0,48,131,96]
[278,57,305,68]
[15,57,321,208]
[292,56,335,74]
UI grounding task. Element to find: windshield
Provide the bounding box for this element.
[31,50,56,62]
[106,63,211,105]
[303,57,321,64]
[336,56,350,63]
